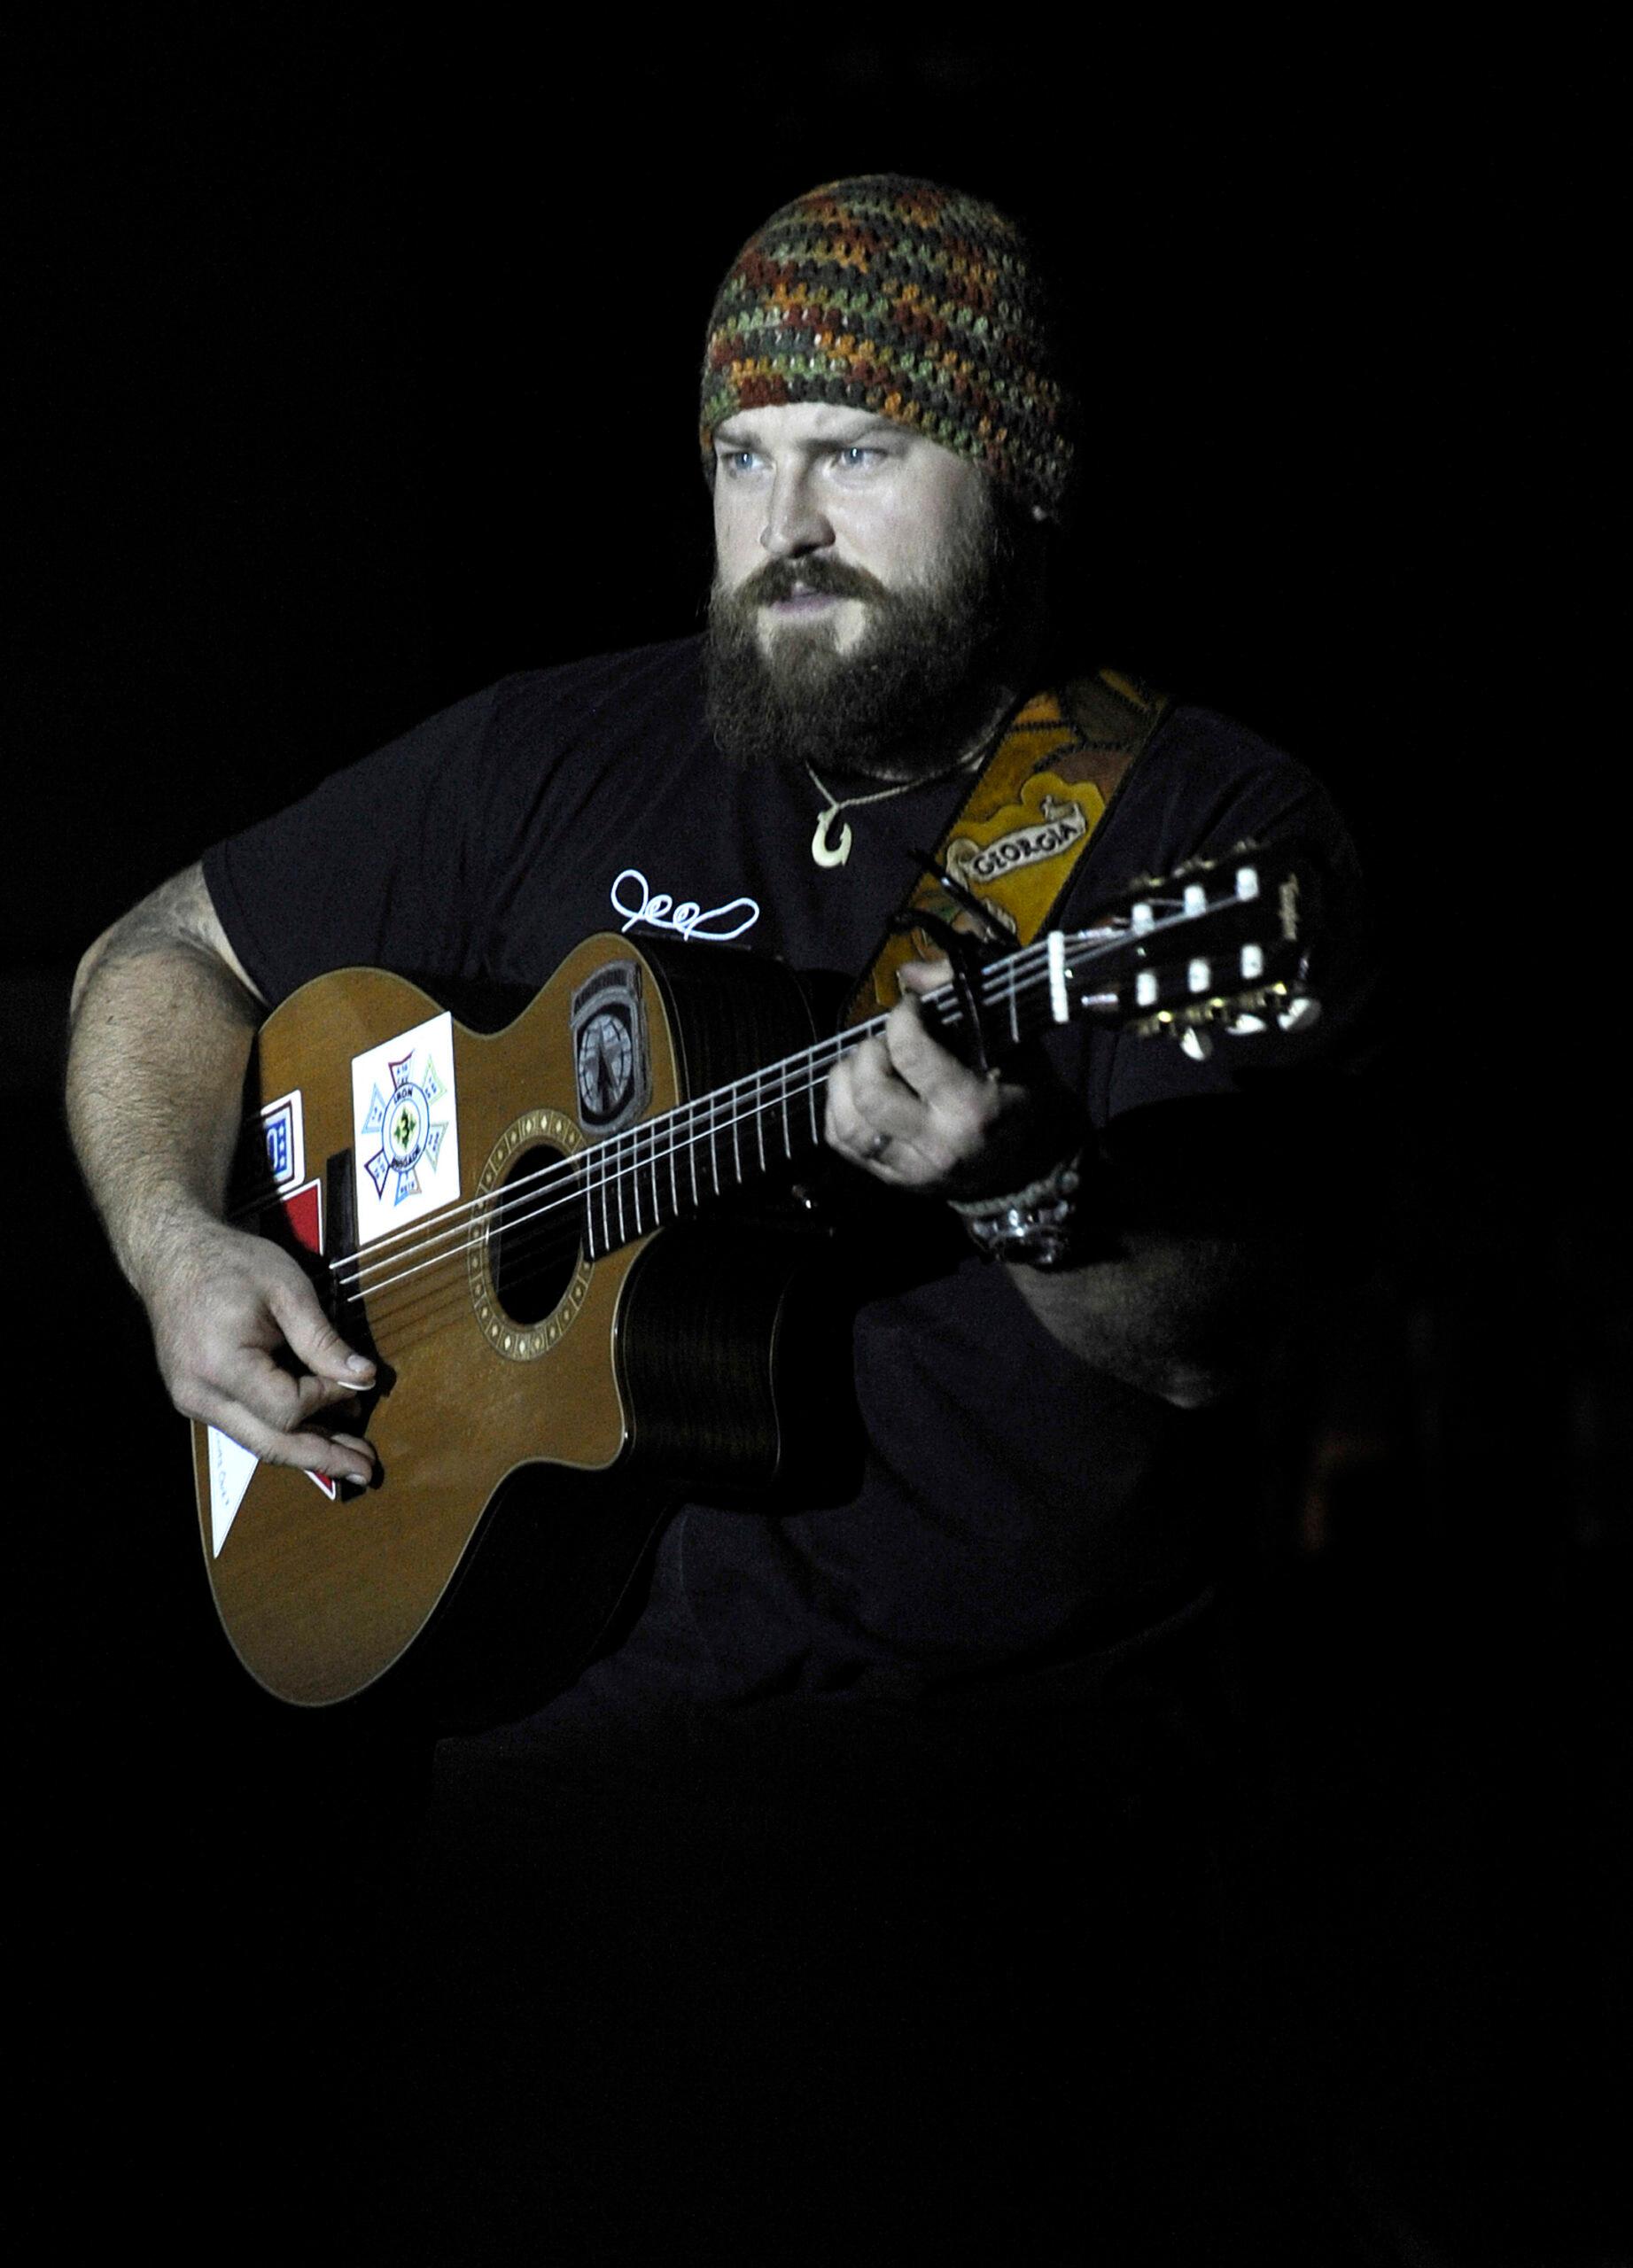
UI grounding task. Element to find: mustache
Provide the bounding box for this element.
[729,555,893,608]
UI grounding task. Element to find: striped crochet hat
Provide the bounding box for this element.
[700,175,1073,521]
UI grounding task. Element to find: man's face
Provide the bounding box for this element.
[706,402,1019,780]
[711,400,989,652]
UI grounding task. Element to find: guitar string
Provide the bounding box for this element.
[326,905,1200,1305]
[330,901,1273,1363]
[326,926,1101,1284]
[334,1007,976,1337]
[330,918,1147,1309]
[335,1015,884,1297]
[335,975,1279,1361]
[321,933,1116,1362]
[328,932,1059,1296]
[331,895,1256,1342]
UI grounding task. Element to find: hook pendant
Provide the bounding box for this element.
[812,806,852,867]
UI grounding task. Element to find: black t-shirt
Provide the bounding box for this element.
[205,636,1369,1695]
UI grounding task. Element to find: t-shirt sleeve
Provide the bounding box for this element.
[200,683,508,1005]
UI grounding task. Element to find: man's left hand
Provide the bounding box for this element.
[822,959,1078,1200]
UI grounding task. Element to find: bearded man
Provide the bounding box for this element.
[68,179,1370,2258]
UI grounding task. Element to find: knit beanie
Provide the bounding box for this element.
[700,175,1073,521]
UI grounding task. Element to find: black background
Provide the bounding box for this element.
[12,19,1623,2262]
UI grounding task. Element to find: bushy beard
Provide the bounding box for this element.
[704,493,1020,784]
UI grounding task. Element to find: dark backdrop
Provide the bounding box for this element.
[12,21,1622,2263]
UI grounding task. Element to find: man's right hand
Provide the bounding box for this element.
[68,863,378,1487]
[144,1215,378,1485]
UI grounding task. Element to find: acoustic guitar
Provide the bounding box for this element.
[193,845,1315,1710]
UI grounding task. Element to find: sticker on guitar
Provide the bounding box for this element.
[261,1085,306,1192]
[350,1011,462,1246]
[209,1169,336,1557]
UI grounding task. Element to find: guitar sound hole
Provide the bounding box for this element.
[489,1145,579,1324]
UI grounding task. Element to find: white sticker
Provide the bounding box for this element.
[207,1172,338,1549]
[259,1086,306,1192]
[206,1426,337,1555]
[350,1010,461,1247]
[208,1425,258,1557]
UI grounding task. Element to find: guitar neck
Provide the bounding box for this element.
[577,926,1123,1260]
[578,844,1308,1259]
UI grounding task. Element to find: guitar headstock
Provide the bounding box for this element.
[1063,843,1320,1052]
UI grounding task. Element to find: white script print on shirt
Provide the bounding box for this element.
[610,867,761,944]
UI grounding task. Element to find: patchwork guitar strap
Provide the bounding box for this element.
[844,667,1170,1027]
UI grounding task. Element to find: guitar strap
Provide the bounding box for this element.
[843,667,1170,1027]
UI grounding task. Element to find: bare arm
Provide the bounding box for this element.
[1005,1218,1298,1409]
[67,866,377,1480]
[823,962,1300,1407]
[69,866,264,1285]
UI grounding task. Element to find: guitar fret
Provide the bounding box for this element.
[668,1113,679,1221]
[631,1131,643,1236]
[614,1138,626,1245]
[781,1069,790,1159]
[688,1104,699,1209]
[731,1082,742,1183]
[806,1069,819,1146]
[1007,955,1020,1045]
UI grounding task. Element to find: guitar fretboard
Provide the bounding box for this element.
[329,849,1293,1307]
[579,1046,828,1256]
[574,928,1120,1260]
[572,850,1295,1260]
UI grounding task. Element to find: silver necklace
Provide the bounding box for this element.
[805,764,918,869]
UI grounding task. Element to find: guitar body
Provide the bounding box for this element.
[187,843,1309,1714]
[192,936,843,1712]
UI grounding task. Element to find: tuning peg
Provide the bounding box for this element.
[1275,995,1321,1032]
